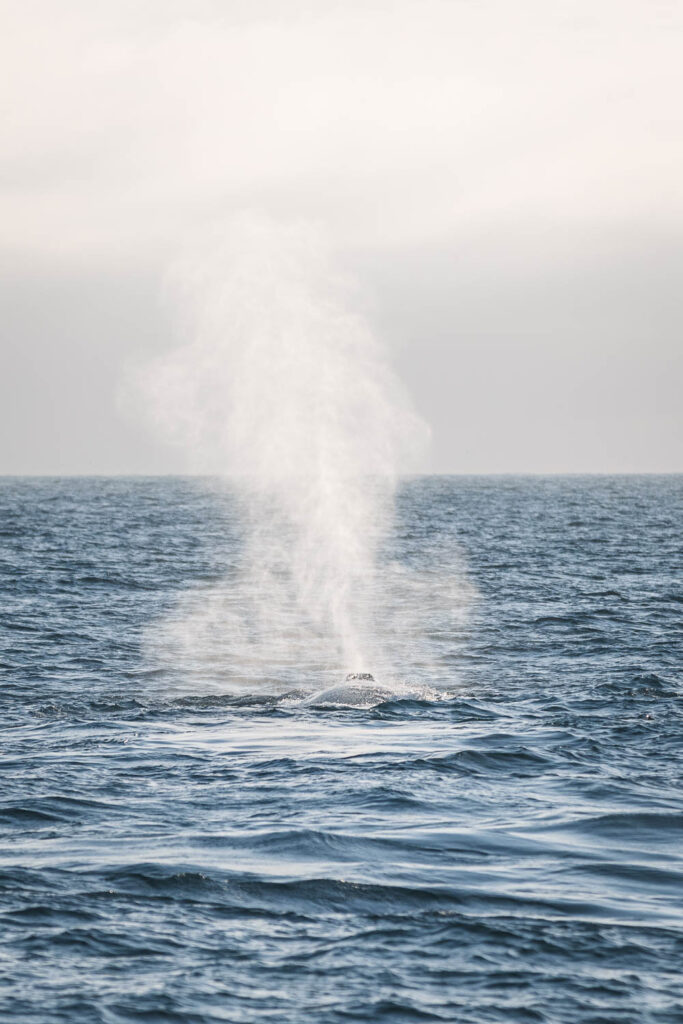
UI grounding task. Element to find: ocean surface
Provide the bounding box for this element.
[1,475,682,1024]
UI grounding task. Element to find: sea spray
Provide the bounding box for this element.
[137,215,472,694]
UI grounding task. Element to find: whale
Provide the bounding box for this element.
[308,673,394,707]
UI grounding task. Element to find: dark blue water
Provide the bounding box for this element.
[2,476,682,1023]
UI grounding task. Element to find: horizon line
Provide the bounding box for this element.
[1,471,681,480]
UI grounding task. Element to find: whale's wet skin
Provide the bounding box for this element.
[308,673,396,707]
[1,476,682,1023]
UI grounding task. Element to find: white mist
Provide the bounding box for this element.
[139,215,469,695]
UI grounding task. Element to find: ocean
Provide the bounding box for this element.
[1,475,682,1023]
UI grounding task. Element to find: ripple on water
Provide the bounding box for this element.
[0,476,682,1023]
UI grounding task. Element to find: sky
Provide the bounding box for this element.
[1,0,681,474]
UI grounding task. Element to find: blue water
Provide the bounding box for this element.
[1,476,682,1023]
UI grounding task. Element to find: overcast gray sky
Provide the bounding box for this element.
[1,0,681,473]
